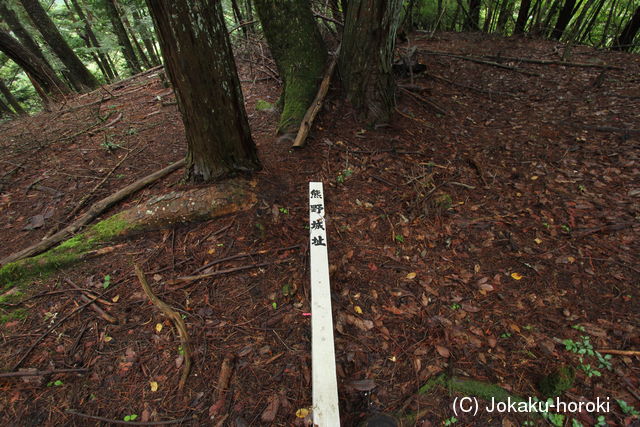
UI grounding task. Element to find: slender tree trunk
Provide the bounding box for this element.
[104,0,141,74]
[551,0,577,39]
[0,78,26,115]
[514,0,532,34]
[254,0,328,135]
[612,6,640,50]
[339,0,403,125]
[118,4,151,69]
[230,0,248,38]
[132,8,160,65]
[483,0,497,32]
[19,0,98,91]
[69,0,116,81]
[0,0,53,69]
[541,0,561,37]
[0,30,70,98]
[0,96,15,118]
[495,0,514,33]
[598,0,618,46]
[578,0,606,43]
[147,0,261,182]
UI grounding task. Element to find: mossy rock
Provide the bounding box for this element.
[538,365,575,397]
[255,99,275,112]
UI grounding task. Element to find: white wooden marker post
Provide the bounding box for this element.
[309,182,340,425]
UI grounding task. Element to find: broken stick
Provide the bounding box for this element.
[292,45,340,148]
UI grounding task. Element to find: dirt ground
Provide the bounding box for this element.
[0,32,638,426]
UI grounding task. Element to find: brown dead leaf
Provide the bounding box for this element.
[435,345,451,358]
[344,313,374,331]
[461,303,481,313]
[261,394,280,423]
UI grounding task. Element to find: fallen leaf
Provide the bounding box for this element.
[461,303,481,313]
[534,238,542,244]
[354,305,363,314]
[155,323,163,333]
[349,379,376,391]
[435,345,450,358]
[345,314,374,331]
[150,381,158,392]
[103,335,112,342]
[296,408,310,418]
[510,272,523,280]
[509,324,521,333]
[406,272,417,279]
[261,394,280,422]
[111,295,120,303]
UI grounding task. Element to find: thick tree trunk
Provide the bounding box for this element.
[104,0,142,74]
[464,0,481,30]
[19,0,98,91]
[551,0,577,39]
[147,0,261,182]
[0,30,70,98]
[514,0,532,34]
[339,0,403,125]
[0,78,26,115]
[69,0,117,81]
[254,0,328,135]
[0,0,52,69]
[612,6,640,51]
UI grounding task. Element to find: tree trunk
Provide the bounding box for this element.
[118,4,152,69]
[254,0,328,135]
[131,7,160,65]
[0,30,70,98]
[612,6,640,50]
[0,96,16,118]
[514,0,532,34]
[147,0,261,182]
[598,0,618,47]
[69,0,117,81]
[19,0,98,91]
[495,0,514,33]
[339,0,403,125]
[104,0,142,74]
[0,78,26,115]
[551,0,577,39]
[464,0,481,30]
[230,0,248,38]
[0,0,52,69]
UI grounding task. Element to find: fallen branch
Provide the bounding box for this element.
[400,86,448,115]
[292,45,340,148]
[64,278,118,324]
[420,49,540,77]
[0,368,88,378]
[481,55,623,70]
[66,410,193,425]
[166,259,291,289]
[135,264,191,390]
[597,349,640,356]
[0,159,185,266]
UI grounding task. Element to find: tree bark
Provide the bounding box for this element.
[463,0,481,30]
[147,0,261,182]
[0,0,52,69]
[495,0,514,33]
[514,0,532,34]
[131,7,160,65]
[0,96,16,118]
[104,0,141,74]
[19,0,98,91]
[254,0,328,135]
[0,30,70,98]
[551,0,577,39]
[69,0,117,81]
[0,78,26,115]
[339,0,403,125]
[612,6,640,51]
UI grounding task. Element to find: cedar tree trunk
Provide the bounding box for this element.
[0,0,52,69]
[514,0,531,34]
[0,78,26,115]
[612,6,640,51]
[0,30,70,98]
[339,0,403,125]
[19,0,98,91]
[254,0,328,135]
[551,0,577,39]
[104,0,141,74]
[147,0,261,182]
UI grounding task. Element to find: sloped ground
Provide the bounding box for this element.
[0,32,638,426]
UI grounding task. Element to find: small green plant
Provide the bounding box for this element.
[102,275,111,289]
[578,184,586,192]
[336,168,353,184]
[47,380,64,387]
[579,363,601,377]
[116,174,125,179]
[450,303,461,310]
[126,127,137,135]
[542,221,550,229]
[594,415,607,426]
[571,418,584,427]
[279,207,289,214]
[123,414,138,422]
[571,324,586,332]
[443,416,458,426]
[500,332,512,339]
[561,224,571,233]
[101,135,121,152]
[394,234,405,243]
[272,301,278,310]
[281,283,291,296]
[563,336,612,376]
[617,399,639,416]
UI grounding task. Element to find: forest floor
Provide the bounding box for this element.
[0,32,639,426]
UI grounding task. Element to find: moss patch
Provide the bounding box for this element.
[0,307,28,324]
[255,99,275,112]
[538,365,575,397]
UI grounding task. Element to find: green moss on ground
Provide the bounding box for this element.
[0,307,27,324]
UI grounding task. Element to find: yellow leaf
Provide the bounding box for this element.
[531,175,539,180]
[534,238,542,244]
[111,295,120,303]
[567,256,576,264]
[103,336,112,342]
[354,305,363,315]
[208,248,216,255]
[510,324,521,333]
[155,323,163,333]
[406,272,417,279]
[150,381,158,392]
[295,408,309,418]
[511,272,523,280]
[388,355,397,362]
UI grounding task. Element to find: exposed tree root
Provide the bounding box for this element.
[0,179,257,290]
